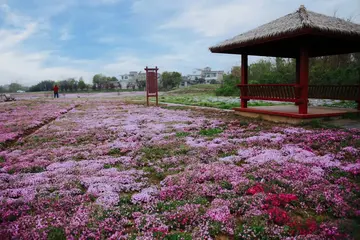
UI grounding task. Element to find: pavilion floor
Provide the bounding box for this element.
[233,105,359,124]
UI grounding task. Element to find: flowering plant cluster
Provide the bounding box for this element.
[0,99,359,239]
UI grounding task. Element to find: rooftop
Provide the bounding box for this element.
[210,5,360,58]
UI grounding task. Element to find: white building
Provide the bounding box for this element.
[181,67,224,87]
[201,67,224,84]
[119,71,161,89]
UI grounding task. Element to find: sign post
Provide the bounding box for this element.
[144,66,159,106]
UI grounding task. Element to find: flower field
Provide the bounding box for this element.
[1,99,360,239]
[0,100,77,146]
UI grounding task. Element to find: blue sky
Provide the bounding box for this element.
[0,0,359,86]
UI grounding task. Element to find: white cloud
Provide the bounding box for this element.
[0,5,93,85]
[0,23,37,51]
[158,0,359,37]
[1,4,33,27]
[1,0,359,87]
[59,26,73,41]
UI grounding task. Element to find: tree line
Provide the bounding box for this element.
[0,71,184,93]
[216,53,360,96]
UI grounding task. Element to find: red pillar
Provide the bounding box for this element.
[241,54,248,108]
[295,57,301,106]
[299,48,309,114]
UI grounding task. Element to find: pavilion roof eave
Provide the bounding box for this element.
[209,5,360,57]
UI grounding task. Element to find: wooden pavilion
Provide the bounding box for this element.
[210,5,360,121]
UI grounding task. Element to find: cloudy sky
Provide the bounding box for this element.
[0,0,359,86]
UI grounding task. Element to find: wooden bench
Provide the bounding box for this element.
[238,84,360,103]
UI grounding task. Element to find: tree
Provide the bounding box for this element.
[78,77,86,90]
[9,83,23,92]
[195,78,206,84]
[135,79,146,90]
[160,72,182,91]
[93,74,106,90]
[29,80,55,92]
[231,66,241,79]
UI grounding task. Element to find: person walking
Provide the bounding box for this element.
[53,85,59,98]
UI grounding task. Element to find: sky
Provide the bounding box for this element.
[0,0,359,86]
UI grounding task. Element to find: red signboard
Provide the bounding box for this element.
[145,66,159,106]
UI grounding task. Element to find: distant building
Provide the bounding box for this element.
[181,67,224,87]
[201,67,224,84]
[119,71,161,89]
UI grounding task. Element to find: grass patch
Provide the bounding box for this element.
[143,166,166,181]
[156,197,209,213]
[141,146,172,161]
[175,132,191,138]
[163,232,192,240]
[299,119,340,129]
[140,144,190,162]
[23,166,45,173]
[220,180,233,190]
[108,148,129,156]
[75,181,87,194]
[199,128,223,136]
[218,150,237,158]
[119,194,132,205]
[47,227,66,240]
[103,163,126,171]
[343,112,360,120]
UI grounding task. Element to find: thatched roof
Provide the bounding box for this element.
[210,5,360,57]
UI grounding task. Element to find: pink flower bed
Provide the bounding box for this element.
[0,100,76,144]
[0,100,359,239]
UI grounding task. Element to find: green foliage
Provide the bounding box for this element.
[78,77,86,90]
[175,132,191,138]
[117,203,142,218]
[29,80,56,92]
[239,120,249,127]
[23,166,45,173]
[0,156,5,163]
[47,227,66,240]
[143,166,166,181]
[164,232,192,240]
[328,168,350,180]
[9,83,25,93]
[220,180,233,190]
[215,74,240,96]
[199,128,223,136]
[108,148,121,155]
[209,221,222,236]
[161,72,182,91]
[141,146,172,161]
[156,197,209,213]
[215,54,360,96]
[135,79,146,90]
[119,194,132,205]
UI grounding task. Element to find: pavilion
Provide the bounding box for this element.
[210,5,360,122]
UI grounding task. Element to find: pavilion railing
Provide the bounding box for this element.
[238,84,301,102]
[308,85,360,100]
[238,84,360,102]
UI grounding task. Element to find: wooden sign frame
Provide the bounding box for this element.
[144,66,159,106]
